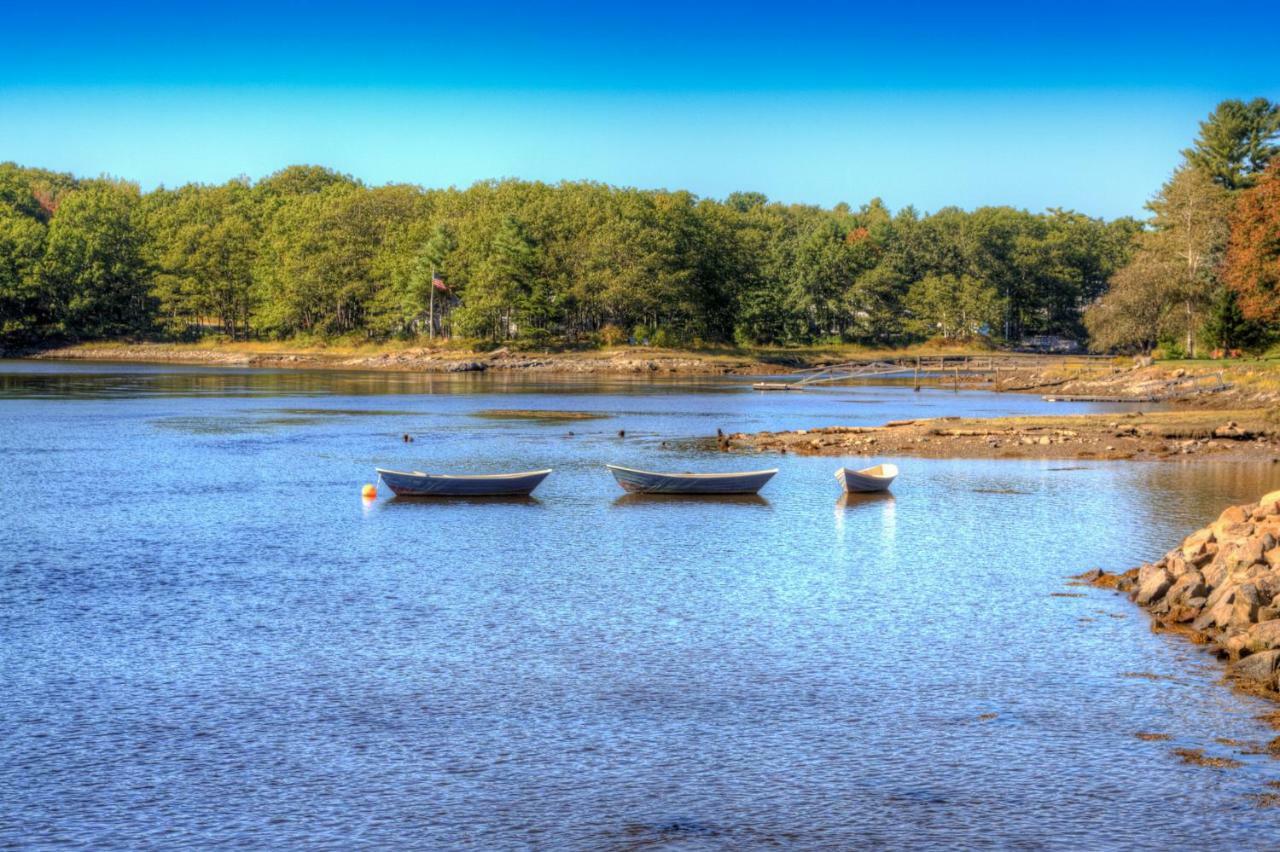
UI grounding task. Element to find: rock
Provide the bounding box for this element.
[1237,538,1266,567]
[446,361,487,373]
[1182,528,1214,556]
[1238,620,1280,656]
[1211,505,1250,539]
[1165,553,1191,578]
[1166,571,1208,606]
[1134,567,1174,606]
[1194,590,1237,632]
[1229,650,1280,690]
[1229,584,1265,629]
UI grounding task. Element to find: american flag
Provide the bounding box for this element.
[432,275,449,293]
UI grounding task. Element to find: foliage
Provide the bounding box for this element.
[1182,98,1280,190]
[0,162,1136,350]
[1200,285,1271,353]
[1084,237,1177,353]
[40,180,152,340]
[904,274,1002,339]
[1223,163,1280,323]
[1085,166,1231,355]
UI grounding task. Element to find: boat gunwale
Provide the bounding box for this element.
[605,463,779,480]
[376,467,553,481]
[835,462,899,480]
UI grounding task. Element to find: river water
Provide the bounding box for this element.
[3,360,1280,848]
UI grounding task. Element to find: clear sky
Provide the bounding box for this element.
[2,0,1277,218]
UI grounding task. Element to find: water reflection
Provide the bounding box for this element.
[611,493,771,508]
[6,361,1280,847]
[383,494,544,507]
[835,491,897,510]
[834,491,897,546]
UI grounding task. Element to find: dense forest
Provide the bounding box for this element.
[1,99,1277,353]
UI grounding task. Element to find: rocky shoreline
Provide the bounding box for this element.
[22,342,769,376]
[724,410,1280,462]
[1088,490,1280,706]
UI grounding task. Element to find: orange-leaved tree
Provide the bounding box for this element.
[1223,163,1280,322]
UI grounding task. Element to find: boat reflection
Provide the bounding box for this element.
[833,490,897,545]
[611,493,770,508]
[384,494,543,507]
[835,491,897,510]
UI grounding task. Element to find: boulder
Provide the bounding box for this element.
[1236,538,1266,567]
[1182,527,1215,552]
[1229,584,1265,629]
[1134,567,1174,606]
[1215,521,1257,545]
[1238,620,1280,656]
[1194,590,1237,632]
[1229,649,1280,690]
[1166,571,1208,606]
[1204,581,1237,612]
[1218,504,1250,527]
[1164,553,1191,578]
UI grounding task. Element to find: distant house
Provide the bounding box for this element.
[1018,335,1082,354]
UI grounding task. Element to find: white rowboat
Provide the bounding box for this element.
[376,468,551,497]
[606,464,777,495]
[835,463,898,493]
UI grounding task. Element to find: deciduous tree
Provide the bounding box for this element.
[1223,163,1280,323]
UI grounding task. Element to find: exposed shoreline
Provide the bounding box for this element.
[724,410,1280,463]
[18,341,776,376]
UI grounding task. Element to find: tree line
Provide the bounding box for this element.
[1084,98,1280,356]
[1,98,1275,354]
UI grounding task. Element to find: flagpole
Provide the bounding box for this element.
[429,265,435,342]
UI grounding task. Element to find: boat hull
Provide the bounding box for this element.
[376,468,551,497]
[835,464,898,493]
[607,464,777,495]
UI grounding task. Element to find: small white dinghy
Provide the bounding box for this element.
[835,463,898,493]
[376,468,551,497]
[607,464,777,495]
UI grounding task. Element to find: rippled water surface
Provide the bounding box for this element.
[5,360,1280,848]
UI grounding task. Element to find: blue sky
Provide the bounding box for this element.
[2,0,1276,218]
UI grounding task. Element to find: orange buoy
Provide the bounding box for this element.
[361,483,377,498]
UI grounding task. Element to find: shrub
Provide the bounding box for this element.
[599,324,626,346]
[651,327,679,348]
